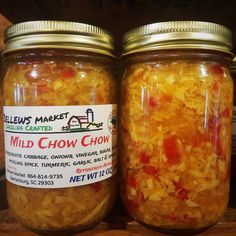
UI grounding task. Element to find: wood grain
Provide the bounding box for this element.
[0,13,11,50]
[0,13,10,173]
[0,176,7,210]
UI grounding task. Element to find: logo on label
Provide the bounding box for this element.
[107,109,117,135]
[62,108,103,132]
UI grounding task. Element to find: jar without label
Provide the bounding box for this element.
[229,58,236,183]
[120,21,233,233]
[3,21,117,234]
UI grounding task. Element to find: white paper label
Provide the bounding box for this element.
[4,105,117,188]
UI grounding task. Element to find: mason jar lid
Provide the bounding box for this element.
[123,21,233,56]
[3,21,114,57]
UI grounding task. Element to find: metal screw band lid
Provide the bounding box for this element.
[3,21,114,56]
[123,21,233,55]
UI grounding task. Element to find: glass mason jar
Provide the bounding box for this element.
[3,21,117,234]
[230,58,236,183]
[120,21,233,232]
[0,61,4,174]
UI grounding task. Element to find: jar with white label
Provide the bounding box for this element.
[3,21,117,234]
[121,21,233,233]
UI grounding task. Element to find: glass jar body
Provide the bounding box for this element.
[230,70,236,184]
[120,50,233,231]
[3,49,117,234]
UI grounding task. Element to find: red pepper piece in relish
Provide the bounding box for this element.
[177,188,189,201]
[164,135,182,165]
[222,108,231,118]
[137,191,144,203]
[210,64,224,75]
[139,151,150,164]
[128,174,137,188]
[168,214,178,222]
[61,68,76,78]
[127,199,138,214]
[37,83,51,94]
[216,139,225,159]
[160,93,172,102]
[212,82,219,93]
[90,182,102,192]
[175,182,188,200]
[149,96,158,108]
[144,166,158,175]
[149,94,172,108]
[208,115,219,129]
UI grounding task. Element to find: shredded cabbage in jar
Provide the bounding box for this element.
[4,59,116,230]
[120,61,232,229]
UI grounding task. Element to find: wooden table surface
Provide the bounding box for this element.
[1,186,236,236]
